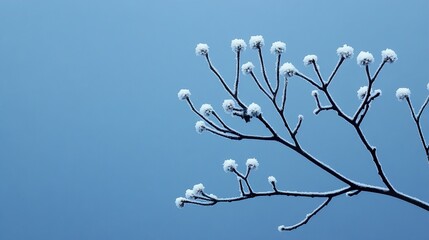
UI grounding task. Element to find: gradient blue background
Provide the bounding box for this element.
[1,0,428,239]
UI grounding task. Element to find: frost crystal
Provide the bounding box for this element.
[241,62,255,74]
[208,194,218,199]
[396,88,411,101]
[303,55,318,65]
[336,44,354,58]
[357,51,374,66]
[195,43,209,56]
[280,62,297,77]
[311,90,319,97]
[249,35,264,49]
[195,121,206,133]
[222,99,235,113]
[381,48,397,63]
[246,158,259,170]
[231,39,247,52]
[200,104,213,117]
[192,183,205,195]
[268,176,277,184]
[427,83,429,91]
[270,41,286,54]
[175,197,186,208]
[178,89,191,100]
[357,86,368,99]
[247,103,262,117]
[223,159,238,172]
[185,189,195,199]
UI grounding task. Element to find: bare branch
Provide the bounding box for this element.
[178,40,429,233]
[280,76,289,112]
[405,96,429,162]
[274,54,282,96]
[257,47,274,94]
[292,115,303,136]
[296,72,321,89]
[278,197,332,231]
[233,51,241,96]
[312,61,324,85]
[249,71,272,99]
[326,57,345,86]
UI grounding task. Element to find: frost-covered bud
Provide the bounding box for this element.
[185,189,195,199]
[222,99,235,113]
[246,158,259,170]
[192,183,205,195]
[374,89,382,96]
[280,62,297,77]
[270,41,286,54]
[357,51,374,66]
[278,225,285,232]
[241,62,255,74]
[303,54,318,66]
[200,104,213,117]
[175,197,186,208]
[336,44,354,58]
[231,39,247,52]
[195,43,209,56]
[268,176,277,184]
[396,88,411,101]
[195,121,206,133]
[357,86,368,99]
[381,48,397,63]
[247,103,262,117]
[178,89,191,100]
[223,159,238,172]
[298,114,304,121]
[249,35,264,49]
[311,90,319,97]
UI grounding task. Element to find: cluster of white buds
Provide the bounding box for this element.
[241,62,255,74]
[249,35,264,49]
[357,51,374,66]
[396,88,411,101]
[222,99,235,113]
[280,62,297,77]
[270,41,286,55]
[177,89,191,100]
[336,44,354,58]
[223,159,238,172]
[247,103,262,117]
[195,43,209,56]
[195,121,206,133]
[381,48,398,63]
[303,55,318,66]
[245,158,259,170]
[199,104,213,117]
[231,39,247,53]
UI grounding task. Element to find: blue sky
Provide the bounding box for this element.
[0,0,428,239]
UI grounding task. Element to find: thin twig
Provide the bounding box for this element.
[406,97,429,162]
[279,197,332,231]
[257,47,274,94]
[326,57,345,86]
[233,51,241,96]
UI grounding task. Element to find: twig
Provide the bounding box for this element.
[278,197,332,231]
